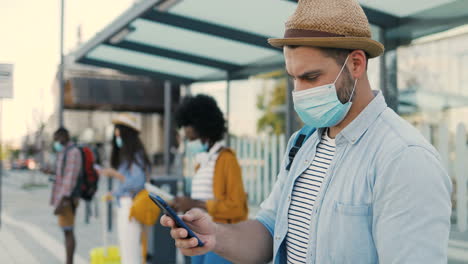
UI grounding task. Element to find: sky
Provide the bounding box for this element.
[0,0,276,145]
[2,0,467,145]
[0,0,136,145]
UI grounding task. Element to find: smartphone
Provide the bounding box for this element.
[149,193,204,247]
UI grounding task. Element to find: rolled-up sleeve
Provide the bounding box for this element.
[373,146,452,263]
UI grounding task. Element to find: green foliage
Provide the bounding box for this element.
[256,78,287,135]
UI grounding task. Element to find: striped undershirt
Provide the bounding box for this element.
[286,130,336,264]
[191,143,223,201]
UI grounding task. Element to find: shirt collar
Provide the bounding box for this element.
[334,91,388,145]
[195,141,225,165]
[59,141,74,153]
[208,141,224,156]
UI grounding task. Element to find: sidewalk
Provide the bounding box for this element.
[0,170,117,264]
[1,170,468,263]
[0,225,37,263]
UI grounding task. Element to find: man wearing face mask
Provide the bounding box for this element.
[50,127,82,264]
[162,0,452,263]
[173,94,248,264]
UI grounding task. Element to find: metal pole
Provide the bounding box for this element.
[58,0,65,127]
[185,84,192,96]
[379,29,398,112]
[164,81,172,175]
[226,74,231,147]
[107,177,113,232]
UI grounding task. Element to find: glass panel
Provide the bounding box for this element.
[360,0,455,17]
[190,73,287,138]
[397,29,468,127]
[125,19,280,65]
[396,30,466,257]
[86,45,223,79]
[168,0,297,37]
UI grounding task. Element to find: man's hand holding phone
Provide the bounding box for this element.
[160,208,217,256]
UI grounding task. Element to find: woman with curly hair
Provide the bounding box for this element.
[172,94,248,264]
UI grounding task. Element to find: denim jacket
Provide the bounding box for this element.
[257,92,452,264]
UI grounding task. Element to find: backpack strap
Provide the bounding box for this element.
[286,126,316,171]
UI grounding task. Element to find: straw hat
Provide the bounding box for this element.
[112,113,142,133]
[268,0,384,58]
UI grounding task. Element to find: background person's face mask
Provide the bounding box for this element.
[115,136,123,148]
[187,139,208,155]
[53,141,63,152]
[292,55,357,128]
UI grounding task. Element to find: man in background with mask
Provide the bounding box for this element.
[162,0,452,263]
[50,127,82,264]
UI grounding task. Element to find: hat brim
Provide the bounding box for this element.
[268,37,384,58]
[112,120,141,133]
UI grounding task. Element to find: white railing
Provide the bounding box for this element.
[416,121,466,232]
[183,135,287,206]
[231,135,286,206]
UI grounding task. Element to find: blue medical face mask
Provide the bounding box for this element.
[53,141,64,152]
[292,55,357,128]
[187,139,208,155]
[115,136,123,148]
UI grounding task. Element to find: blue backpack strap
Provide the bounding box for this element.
[286,126,316,171]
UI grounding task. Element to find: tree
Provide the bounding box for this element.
[256,71,287,135]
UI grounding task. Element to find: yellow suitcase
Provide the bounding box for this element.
[90,246,120,264]
[90,195,121,264]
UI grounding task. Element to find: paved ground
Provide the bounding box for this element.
[0,170,118,264]
[1,170,468,263]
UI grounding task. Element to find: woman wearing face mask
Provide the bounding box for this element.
[173,94,248,264]
[99,113,151,264]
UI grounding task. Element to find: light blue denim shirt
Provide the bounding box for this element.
[113,154,146,205]
[257,92,452,264]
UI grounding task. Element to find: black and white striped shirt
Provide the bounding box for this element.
[286,131,336,263]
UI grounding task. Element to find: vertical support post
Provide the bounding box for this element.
[58,0,65,127]
[380,29,399,112]
[107,177,113,232]
[226,73,231,147]
[164,81,172,176]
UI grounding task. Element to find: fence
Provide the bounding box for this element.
[417,121,466,232]
[183,134,287,206]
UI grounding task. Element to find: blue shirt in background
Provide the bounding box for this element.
[113,154,146,205]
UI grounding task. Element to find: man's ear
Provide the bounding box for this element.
[348,50,367,79]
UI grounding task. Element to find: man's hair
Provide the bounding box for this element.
[286,46,369,69]
[54,127,69,140]
[175,94,226,143]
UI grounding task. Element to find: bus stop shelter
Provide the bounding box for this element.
[72,0,468,173]
[71,0,468,262]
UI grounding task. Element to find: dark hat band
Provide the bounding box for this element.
[284,28,345,38]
